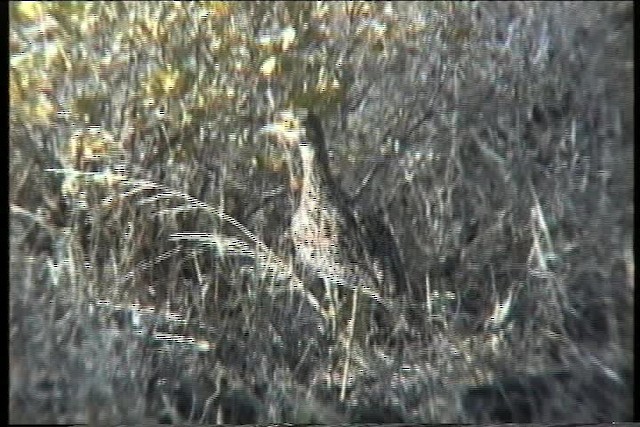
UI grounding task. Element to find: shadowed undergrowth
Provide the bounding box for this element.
[10,1,632,424]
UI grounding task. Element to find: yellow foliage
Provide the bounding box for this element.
[280,27,296,52]
[346,1,372,18]
[13,1,45,23]
[65,127,122,171]
[10,71,55,124]
[201,1,231,17]
[61,174,81,197]
[9,72,24,104]
[260,56,277,77]
[30,94,55,125]
[144,66,183,97]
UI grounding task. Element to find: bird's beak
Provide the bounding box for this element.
[259,122,304,148]
[259,123,279,134]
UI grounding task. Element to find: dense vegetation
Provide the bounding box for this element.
[10,1,633,424]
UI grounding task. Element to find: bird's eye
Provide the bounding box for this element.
[282,119,297,130]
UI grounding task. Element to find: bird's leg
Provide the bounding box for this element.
[323,281,338,340]
[339,282,361,402]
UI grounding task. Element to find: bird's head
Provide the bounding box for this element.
[260,110,307,149]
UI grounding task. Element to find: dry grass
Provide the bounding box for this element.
[10,1,632,424]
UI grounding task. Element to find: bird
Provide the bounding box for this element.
[260,109,409,331]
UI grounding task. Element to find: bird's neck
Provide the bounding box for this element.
[299,144,316,185]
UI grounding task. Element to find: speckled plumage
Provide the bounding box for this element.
[270,110,408,298]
